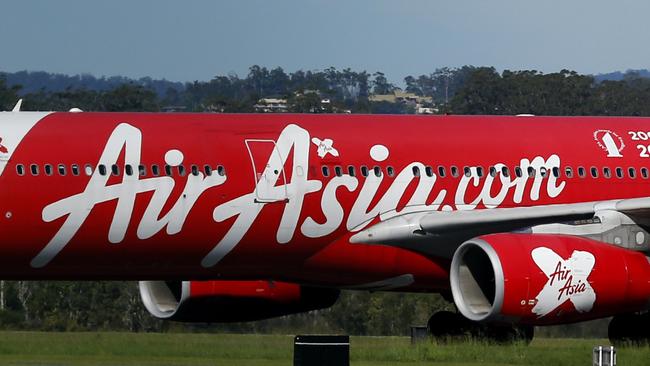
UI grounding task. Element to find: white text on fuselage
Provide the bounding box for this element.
[33,123,566,268]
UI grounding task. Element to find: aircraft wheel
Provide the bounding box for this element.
[427,311,533,345]
[427,311,470,343]
[609,314,649,347]
[485,324,534,345]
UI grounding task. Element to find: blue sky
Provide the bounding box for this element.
[2,0,650,83]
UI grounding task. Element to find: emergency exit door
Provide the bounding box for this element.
[245,139,289,203]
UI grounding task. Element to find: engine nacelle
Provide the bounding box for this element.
[450,233,650,325]
[139,280,339,322]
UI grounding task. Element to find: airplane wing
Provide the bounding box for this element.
[349,197,650,258]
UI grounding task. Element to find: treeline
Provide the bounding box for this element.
[0,281,453,336]
[5,66,650,116]
[451,68,650,116]
[0,66,490,113]
[3,70,184,97]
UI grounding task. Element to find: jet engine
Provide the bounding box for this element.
[139,280,339,322]
[450,233,650,325]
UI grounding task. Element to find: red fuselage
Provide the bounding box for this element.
[0,112,644,292]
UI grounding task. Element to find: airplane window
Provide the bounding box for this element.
[334,166,342,177]
[178,165,186,177]
[552,167,559,178]
[373,166,382,177]
[564,167,573,178]
[58,164,66,176]
[615,167,623,179]
[387,166,395,177]
[540,167,547,178]
[515,167,522,178]
[203,165,212,176]
[527,167,535,178]
[84,164,93,176]
[463,166,471,177]
[412,166,420,177]
[450,166,459,177]
[191,165,199,176]
[98,164,107,176]
[476,166,484,177]
[590,167,598,178]
[501,166,510,177]
[16,164,24,176]
[641,167,649,179]
[164,165,173,176]
[348,166,356,177]
[489,166,496,177]
[138,164,147,177]
[111,164,120,176]
[44,164,53,176]
[578,166,586,178]
[30,164,39,176]
[629,167,636,179]
[217,166,226,177]
[437,166,445,177]
[360,165,369,177]
[603,167,611,178]
[322,166,330,177]
[125,165,133,176]
[423,166,432,177]
[71,164,80,176]
[151,165,160,176]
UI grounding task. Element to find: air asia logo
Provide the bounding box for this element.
[531,247,596,318]
[0,138,8,154]
[593,130,624,157]
[311,137,339,158]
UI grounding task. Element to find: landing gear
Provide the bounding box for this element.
[609,313,650,346]
[427,311,534,344]
[427,311,470,341]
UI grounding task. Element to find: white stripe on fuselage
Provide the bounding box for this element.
[0,112,51,176]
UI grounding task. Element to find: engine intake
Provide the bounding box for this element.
[451,239,504,322]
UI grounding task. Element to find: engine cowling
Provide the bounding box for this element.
[450,233,650,325]
[139,280,339,322]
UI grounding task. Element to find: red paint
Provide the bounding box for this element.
[0,111,648,309]
[479,233,650,325]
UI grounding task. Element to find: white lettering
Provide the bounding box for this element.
[33,123,225,268]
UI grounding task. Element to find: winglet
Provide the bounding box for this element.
[11,99,22,112]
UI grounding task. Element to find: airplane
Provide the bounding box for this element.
[1,103,650,344]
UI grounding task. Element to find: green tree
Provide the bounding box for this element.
[371,72,395,95]
[100,84,160,112]
[0,76,21,111]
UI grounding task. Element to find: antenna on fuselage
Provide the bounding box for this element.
[11,99,22,112]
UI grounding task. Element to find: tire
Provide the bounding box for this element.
[609,314,650,347]
[428,311,469,343]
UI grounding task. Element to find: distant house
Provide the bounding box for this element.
[417,107,438,114]
[162,106,187,113]
[369,90,433,105]
[369,90,436,114]
[254,98,288,113]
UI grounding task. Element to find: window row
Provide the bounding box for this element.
[319,164,650,180]
[15,163,227,177]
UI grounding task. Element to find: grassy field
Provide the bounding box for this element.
[0,332,646,366]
